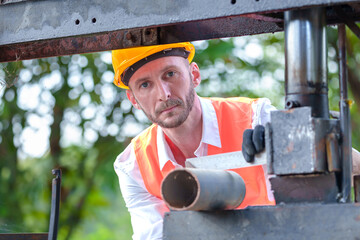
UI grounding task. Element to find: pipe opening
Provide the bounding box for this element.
[161,170,198,209]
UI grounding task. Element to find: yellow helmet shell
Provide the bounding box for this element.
[112,42,195,89]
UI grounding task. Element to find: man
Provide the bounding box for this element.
[112,42,276,240]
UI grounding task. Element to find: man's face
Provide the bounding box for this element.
[126,56,200,128]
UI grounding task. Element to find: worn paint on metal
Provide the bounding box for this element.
[267,107,340,175]
[269,173,339,203]
[1,1,360,61]
[163,203,360,240]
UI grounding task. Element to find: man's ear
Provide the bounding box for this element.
[190,62,201,87]
[126,90,141,109]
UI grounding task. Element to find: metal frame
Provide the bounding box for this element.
[1,0,360,62]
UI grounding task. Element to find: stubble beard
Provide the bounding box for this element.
[135,76,195,129]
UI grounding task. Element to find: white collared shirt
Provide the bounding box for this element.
[114,96,275,240]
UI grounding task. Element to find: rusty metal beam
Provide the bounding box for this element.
[0,16,283,62]
[0,28,158,62]
[1,0,354,46]
[1,0,360,62]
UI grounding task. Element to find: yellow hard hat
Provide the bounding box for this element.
[112,42,195,89]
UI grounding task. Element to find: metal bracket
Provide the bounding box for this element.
[142,28,158,46]
[335,6,360,40]
[123,30,141,48]
[123,28,158,48]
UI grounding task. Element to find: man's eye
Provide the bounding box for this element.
[166,71,175,77]
[140,82,149,88]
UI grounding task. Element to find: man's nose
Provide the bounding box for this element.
[156,80,171,101]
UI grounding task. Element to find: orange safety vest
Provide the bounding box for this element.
[132,97,275,209]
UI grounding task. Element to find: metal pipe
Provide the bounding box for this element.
[338,24,352,203]
[161,169,246,211]
[48,169,61,240]
[284,7,329,118]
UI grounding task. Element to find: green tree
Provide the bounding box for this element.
[0,54,135,238]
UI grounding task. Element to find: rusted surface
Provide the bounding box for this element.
[0,31,125,62]
[2,3,360,62]
[267,107,340,175]
[123,29,142,48]
[0,15,284,62]
[269,173,339,203]
[142,28,158,46]
[159,15,283,44]
[0,27,160,62]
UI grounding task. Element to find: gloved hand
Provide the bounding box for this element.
[242,125,265,162]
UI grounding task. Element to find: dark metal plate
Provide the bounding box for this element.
[163,203,360,240]
[269,173,339,203]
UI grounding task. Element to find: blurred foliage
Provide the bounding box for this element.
[1,26,360,240]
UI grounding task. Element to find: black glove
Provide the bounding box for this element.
[242,125,265,162]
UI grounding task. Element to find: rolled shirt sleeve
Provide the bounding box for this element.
[114,144,169,240]
[251,98,277,128]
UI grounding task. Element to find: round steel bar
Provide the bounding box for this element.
[338,24,352,203]
[48,169,61,240]
[161,169,246,211]
[284,7,329,118]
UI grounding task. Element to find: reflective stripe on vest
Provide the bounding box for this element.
[132,97,275,208]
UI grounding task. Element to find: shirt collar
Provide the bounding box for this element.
[158,96,221,170]
[198,97,221,148]
[157,125,177,170]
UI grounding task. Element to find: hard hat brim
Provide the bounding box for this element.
[112,42,195,89]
